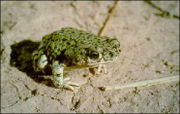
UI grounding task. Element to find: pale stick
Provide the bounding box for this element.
[98,75,179,91]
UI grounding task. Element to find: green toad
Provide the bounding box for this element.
[32,27,120,90]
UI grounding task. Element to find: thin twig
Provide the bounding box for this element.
[99,75,179,91]
[144,0,179,19]
[98,1,118,36]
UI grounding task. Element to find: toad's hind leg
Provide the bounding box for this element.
[51,61,79,90]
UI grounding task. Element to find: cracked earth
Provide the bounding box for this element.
[1,1,179,113]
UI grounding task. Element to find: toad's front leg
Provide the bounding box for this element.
[51,61,79,90]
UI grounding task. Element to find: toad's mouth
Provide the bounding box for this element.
[64,60,112,71]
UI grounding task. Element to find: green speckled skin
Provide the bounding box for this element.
[32,27,120,72]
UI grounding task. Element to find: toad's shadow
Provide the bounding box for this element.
[10,40,55,88]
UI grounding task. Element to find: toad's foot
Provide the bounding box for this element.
[63,81,79,90]
[52,61,79,91]
[88,53,108,75]
[89,63,107,75]
[96,64,107,75]
[96,53,107,74]
[63,77,79,90]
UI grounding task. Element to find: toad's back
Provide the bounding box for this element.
[33,27,120,67]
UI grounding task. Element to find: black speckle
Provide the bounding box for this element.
[51,97,55,100]
[19,96,22,100]
[156,70,161,74]
[0,30,4,35]
[170,50,178,55]
[98,87,106,91]
[146,37,151,41]
[123,97,127,101]
[0,49,4,56]
[24,97,29,101]
[133,87,140,94]
[173,14,180,19]
[150,92,154,95]
[83,74,87,77]
[163,61,168,66]
[71,99,81,111]
[31,89,38,96]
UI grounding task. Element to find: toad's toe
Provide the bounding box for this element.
[63,82,79,91]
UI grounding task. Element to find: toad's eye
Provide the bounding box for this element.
[89,51,99,59]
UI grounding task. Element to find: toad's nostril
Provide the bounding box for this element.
[104,54,110,60]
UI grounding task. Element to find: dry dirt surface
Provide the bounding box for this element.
[1,1,179,113]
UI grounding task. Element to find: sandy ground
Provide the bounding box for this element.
[1,1,179,113]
